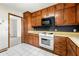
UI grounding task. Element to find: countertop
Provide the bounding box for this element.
[28,31,79,47]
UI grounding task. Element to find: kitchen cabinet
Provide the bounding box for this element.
[64,7,76,25]
[64,3,76,8]
[77,4,79,24]
[47,6,55,16]
[54,36,66,56]
[55,3,64,11]
[31,11,42,27]
[31,16,37,26]
[54,36,79,56]
[25,33,39,47]
[33,34,39,47]
[23,12,32,33]
[66,38,77,56]
[55,10,64,26]
[42,8,48,18]
[77,47,79,56]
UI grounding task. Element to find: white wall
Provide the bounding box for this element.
[0,5,22,49]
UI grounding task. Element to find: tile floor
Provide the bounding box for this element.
[0,43,58,56]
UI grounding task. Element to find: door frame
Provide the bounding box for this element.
[8,13,23,48]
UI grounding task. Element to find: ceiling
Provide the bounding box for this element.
[0,3,57,13]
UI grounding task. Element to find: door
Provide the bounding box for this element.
[8,13,22,48]
[64,7,76,25]
[55,10,64,26]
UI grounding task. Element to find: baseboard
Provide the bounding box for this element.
[0,48,8,53]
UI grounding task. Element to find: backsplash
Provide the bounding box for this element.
[32,25,79,32]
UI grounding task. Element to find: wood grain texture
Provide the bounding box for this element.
[54,36,66,56]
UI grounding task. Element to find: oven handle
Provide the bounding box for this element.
[42,38,48,40]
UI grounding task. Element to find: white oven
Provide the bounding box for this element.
[39,33,54,50]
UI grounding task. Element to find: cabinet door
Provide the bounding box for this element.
[55,10,64,26]
[47,6,55,16]
[77,47,79,56]
[55,3,64,11]
[36,15,42,26]
[42,8,48,18]
[31,16,36,27]
[67,38,76,56]
[67,43,76,56]
[36,11,41,16]
[54,36,66,56]
[32,12,37,17]
[33,35,39,47]
[64,3,75,8]
[64,7,76,25]
[77,4,79,24]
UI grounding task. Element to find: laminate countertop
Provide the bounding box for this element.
[28,31,79,47]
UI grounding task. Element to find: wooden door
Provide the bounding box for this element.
[34,35,39,47]
[42,8,48,18]
[55,3,64,11]
[77,4,79,24]
[64,7,76,25]
[47,6,55,16]
[67,38,76,56]
[77,47,79,56]
[64,3,76,8]
[54,36,66,56]
[55,10,64,26]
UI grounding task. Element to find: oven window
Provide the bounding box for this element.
[41,38,50,46]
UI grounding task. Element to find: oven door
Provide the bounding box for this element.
[39,36,54,50]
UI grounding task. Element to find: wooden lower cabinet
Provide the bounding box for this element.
[77,47,79,56]
[66,38,76,56]
[54,36,78,56]
[24,33,39,47]
[54,36,67,56]
[25,34,79,56]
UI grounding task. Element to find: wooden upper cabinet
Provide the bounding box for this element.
[55,10,64,26]
[31,16,36,27]
[31,11,42,27]
[47,6,55,16]
[42,8,48,18]
[55,3,64,11]
[36,11,41,16]
[64,3,76,8]
[32,12,37,17]
[64,7,76,25]
[77,4,79,24]
[36,15,42,26]
[23,12,32,32]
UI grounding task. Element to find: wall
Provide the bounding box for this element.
[0,5,22,49]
